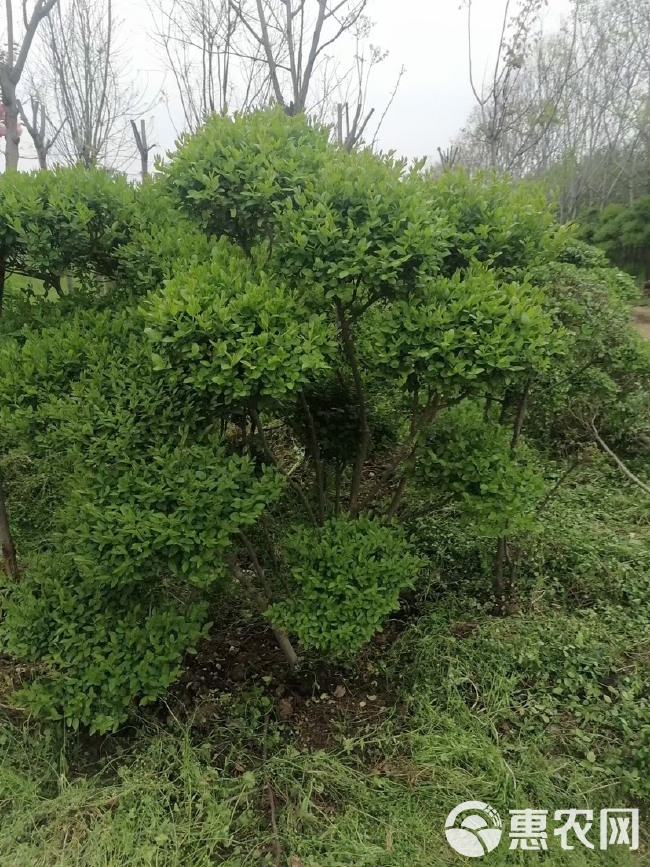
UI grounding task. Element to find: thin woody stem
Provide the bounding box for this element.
[250,406,317,526]
[361,393,441,511]
[590,423,650,496]
[299,391,326,523]
[229,552,298,668]
[334,298,369,516]
[495,377,532,611]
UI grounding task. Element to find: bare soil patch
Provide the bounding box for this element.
[632,306,650,339]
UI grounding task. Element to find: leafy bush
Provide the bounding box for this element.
[0,167,137,290]
[144,240,335,406]
[528,251,650,451]
[416,402,544,538]
[368,264,554,397]
[3,556,210,733]
[269,148,452,309]
[426,169,562,279]
[161,108,331,252]
[1,110,647,731]
[578,196,650,280]
[269,516,425,656]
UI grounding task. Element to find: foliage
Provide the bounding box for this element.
[0,463,647,864]
[405,462,650,803]
[0,167,137,290]
[578,198,650,281]
[3,557,210,734]
[113,179,213,296]
[0,112,647,734]
[528,249,650,450]
[269,150,451,311]
[0,303,287,730]
[160,108,331,253]
[425,170,562,279]
[368,264,554,396]
[269,516,425,656]
[416,402,544,538]
[144,240,335,407]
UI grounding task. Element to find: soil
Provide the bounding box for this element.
[165,614,404,752]
[632,306,650,340]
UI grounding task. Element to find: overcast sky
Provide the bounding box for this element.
[5,0,572,175]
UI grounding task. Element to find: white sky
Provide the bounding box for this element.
[3,0,572,175]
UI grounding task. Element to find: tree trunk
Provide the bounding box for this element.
[35,143,47,169]
[230,557,298,668]
[494,379,531,613]
[130,119,151,181]
[3,87,20,171]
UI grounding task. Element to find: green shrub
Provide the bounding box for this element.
[161,108,331,252]
[416,402,544,538]
[368,264,554,397]
[426,169,562,279]
[269,516,425,656]
[578,196,650,279]
[3,556,209,733]
[2,111,646,732]
[0,166,137,290]
[528,255,650,451]
[144,239,335,406]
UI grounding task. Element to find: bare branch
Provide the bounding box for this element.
[590,422,650,496]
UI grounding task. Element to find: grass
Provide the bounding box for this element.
[0,712,642,865]
[0,459,648,865]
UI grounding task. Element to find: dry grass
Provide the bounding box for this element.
[632,306,650,339]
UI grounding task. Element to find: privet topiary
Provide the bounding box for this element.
[2,110,640,731]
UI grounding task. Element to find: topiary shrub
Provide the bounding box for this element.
[268,516,425,657]
[416,402,544,539]
[3,112,637,731]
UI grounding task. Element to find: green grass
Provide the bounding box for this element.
[0,713,642,866]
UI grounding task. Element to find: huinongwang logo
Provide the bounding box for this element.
[445,801,503,857]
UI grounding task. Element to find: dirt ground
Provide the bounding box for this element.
[632,306,650,339]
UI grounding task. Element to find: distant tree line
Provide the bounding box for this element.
[455,0,650,221]
[2,0,401,174]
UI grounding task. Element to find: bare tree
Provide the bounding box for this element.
[155,0,393,145]
[130,117,155,180]
[437,145,461,170]
[459,0,582,174]
[329,17,386,150]
[17,92,63,167]
[228,0,368,116]
[0,0,58,170]
[464,0,548,170]
[455,0,650,217]
[153,0,275,131]
[42,0,147,169]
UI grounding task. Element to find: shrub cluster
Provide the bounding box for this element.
[0,108,647,731]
